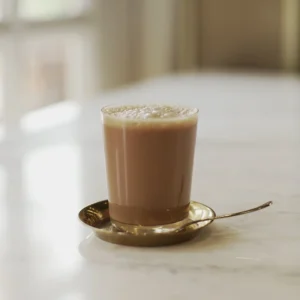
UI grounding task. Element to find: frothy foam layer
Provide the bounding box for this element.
[102,105,197,120]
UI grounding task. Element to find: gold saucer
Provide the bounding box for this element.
[78,200,216,247]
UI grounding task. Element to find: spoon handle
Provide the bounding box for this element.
[176,201,273,232]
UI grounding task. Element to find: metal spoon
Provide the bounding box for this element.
[175,201,273,233]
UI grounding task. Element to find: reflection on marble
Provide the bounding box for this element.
[0,73,299,299]
[21,102,81,133]
[0,166,7,247]
[23,145,82,271]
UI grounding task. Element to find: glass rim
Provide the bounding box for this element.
[101,104,199,123]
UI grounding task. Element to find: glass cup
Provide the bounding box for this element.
[101,104,198,233]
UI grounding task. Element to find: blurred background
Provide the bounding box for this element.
[0,0,299,138]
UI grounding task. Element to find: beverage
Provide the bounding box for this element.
[102,104,198,227]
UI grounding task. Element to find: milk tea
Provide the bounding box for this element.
[102,104,198,226]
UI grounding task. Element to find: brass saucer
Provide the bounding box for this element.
[78,200,216,247]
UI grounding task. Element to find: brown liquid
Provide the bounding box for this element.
[102,105,198,226]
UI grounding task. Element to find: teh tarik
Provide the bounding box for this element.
[102,104,198,226]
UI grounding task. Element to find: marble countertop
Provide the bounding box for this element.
[0,73,299,299]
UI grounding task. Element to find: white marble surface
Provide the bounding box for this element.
[0,73,300,299]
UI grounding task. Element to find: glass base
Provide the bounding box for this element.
[111,218,193,235]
